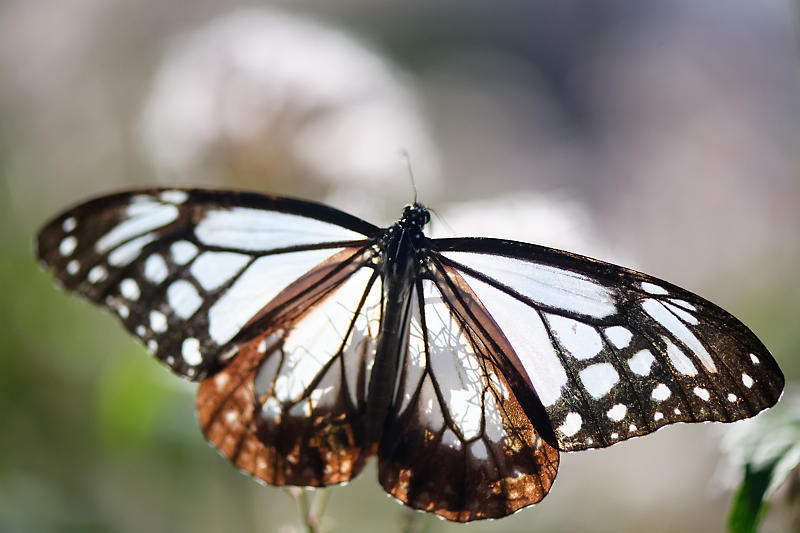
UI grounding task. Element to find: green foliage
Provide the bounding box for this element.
[726,399,800,533]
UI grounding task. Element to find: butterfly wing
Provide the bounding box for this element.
[431,237,784,451]
[378,273,559,521]
[36,188,378,380]
[197,263,384,486]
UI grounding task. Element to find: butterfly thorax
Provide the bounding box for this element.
[381,203,431,276]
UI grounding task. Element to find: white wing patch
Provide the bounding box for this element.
[628,349,655,376]
[642,299,716,373]
[340,275,381,406]
[144,253,168,284]
[397,291,427,415]
[95,198,178,253]
[422,280,485,440]
[195,208,364,251]
[190,251,251,291]
[579,363,619,399]
[461,272,567,407]
[170,240,199,265]
[108,233,157,267]
[166,279,203,319]
[273,268,375,403]
[442,251,617,318]
[546,314,603,360]
[207,248,341,345]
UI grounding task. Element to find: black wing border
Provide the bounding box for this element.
[37,187,382,242]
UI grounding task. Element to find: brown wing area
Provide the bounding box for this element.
[378,276,559,521]
[197,263,383,486]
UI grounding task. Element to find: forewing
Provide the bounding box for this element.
[433,238,784,451]
[36,188,378,380]
[197,265,383,486]
[379,277,559,522]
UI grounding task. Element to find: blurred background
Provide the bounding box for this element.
[1,1,799,532]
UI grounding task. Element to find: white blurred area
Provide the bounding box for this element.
[434,193,631,268]
[138,8,440,218]
[1,1,798,533]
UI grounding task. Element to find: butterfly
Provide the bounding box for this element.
[36,188,784,521]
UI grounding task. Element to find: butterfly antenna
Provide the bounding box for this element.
[428,207,455,236]
[401,149,418,204]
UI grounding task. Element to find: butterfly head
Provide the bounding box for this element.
[401,203,431,229]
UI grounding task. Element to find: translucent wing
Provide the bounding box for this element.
[379,276,559,521]
[197,264,383,486]
[36,188,378,380]
[432,238,784,451]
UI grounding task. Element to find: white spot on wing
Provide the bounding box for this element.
[195,208,364,251]
[665,340,698,376]
[62,217,77,232]
[727,393,737,402]
[669,299,696,312]
[120,278,140,300]
[628,349,656,376]
[742,373,754,388]
[416,376,444,430]
[116,304,129,318]
[580,363,619,399]
[663,301,698,325]
[108,233,156,267]
[66,260,80,275]
[167,280,203,319]
[96,200,177,253]
[470,440,488,460]
[444,251,617,318]
[159,190,188,204]
[607,403,627,421]
[558,412,582,437]
[144,254,169,284]
[87,265,108,284]
[643,299,716,373]
[190,251,251,291]
[654,411,664,421]
[693,387,710,401]
[547,314,603,359]
[181,337,202,365]
[605,326,633,349]
[641,281,669,295]
[170,240,198,265]
[442,429,462,450]
[261,397,281,423]
[149,310,167,333]
[651,383,671,401]
[749,354,760,365]
[59,236,77,256]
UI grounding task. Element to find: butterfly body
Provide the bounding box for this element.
[366,204,432,438]
[36,188,784,522]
